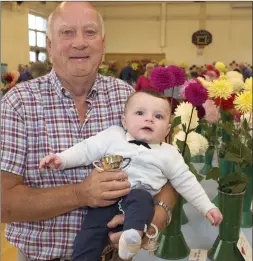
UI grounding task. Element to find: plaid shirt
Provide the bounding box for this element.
[1,70,134,261]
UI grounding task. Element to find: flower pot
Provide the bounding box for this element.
[191,155,205,163]
[235,165,253,228]
[212,158,234,207]
[200,147,215,175]
[181,198,189,225]
[155,195,190,259]
[208,190,245,261]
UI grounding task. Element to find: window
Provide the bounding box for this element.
[28,14,47,62]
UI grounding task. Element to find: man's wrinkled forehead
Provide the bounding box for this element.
[54,8,100,30]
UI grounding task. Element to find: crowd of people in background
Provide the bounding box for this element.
[2,59,252,92]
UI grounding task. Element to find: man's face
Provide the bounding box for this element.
[47,4,105,79]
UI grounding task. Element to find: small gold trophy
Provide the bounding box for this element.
[93,155,131,172]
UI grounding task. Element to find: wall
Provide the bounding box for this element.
[1,2,252,71]
[1,5,30,72]
[96,2,252,65]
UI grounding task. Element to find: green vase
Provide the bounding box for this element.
[191,155,205,163]
[212,158,234,207]
[200,148,215,175]
[208,190,245,261]
[181,198,189,225]
[235,165,253,228]
[155,195,190,259]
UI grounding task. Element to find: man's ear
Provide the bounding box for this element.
[46,36,52,56]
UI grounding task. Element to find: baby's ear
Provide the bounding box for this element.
[166,123,171,136]
[121,115,127,130]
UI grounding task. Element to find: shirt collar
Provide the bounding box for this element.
[125,132,161,149]
[48,69,103,100]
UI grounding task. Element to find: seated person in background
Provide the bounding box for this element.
[17,64,33,83]
[40,89,223,261]
[239,62,252,80]
[119,61,134,86]
[136,63,157,91]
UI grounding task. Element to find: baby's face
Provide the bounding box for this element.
[122,93,171,144]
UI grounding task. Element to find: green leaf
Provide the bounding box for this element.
[170,116,181,133]
[183,143,191,164]
[222,122,233,135]
[206,167,219,181]
[243,119,249,131]
[182,123,187,133]
[218,172,248,194]
[224,152,244,163]
[176,139,184,154]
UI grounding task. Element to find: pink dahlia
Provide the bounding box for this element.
[180,79,198,99]
[184,82,208,106]
[203,100,220,123]
[150,66,176,92]
[167,65,186,86]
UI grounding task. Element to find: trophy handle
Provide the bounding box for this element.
[93,161,104,172]
[120,157,131,169]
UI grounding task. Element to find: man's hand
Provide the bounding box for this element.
[107,214,125,249]
[76,169,131,208]
[107,205,169,249]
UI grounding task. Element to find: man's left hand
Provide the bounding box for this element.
[107,205,168,249]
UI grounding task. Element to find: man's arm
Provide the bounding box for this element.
[151,182,178,230]
[1,170,130,223]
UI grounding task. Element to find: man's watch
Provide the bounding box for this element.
[154,200,172,226]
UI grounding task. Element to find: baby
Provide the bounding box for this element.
[40,89,223,261]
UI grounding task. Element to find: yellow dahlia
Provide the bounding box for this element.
[207,79,233,99]
[215,62,226,72]
[234,91,252,114]
[243,77,252,92]
[218,72,228,81]
[197,77,210,88]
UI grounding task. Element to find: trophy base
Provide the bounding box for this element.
[208,236,244,261]
[155,232,190,260]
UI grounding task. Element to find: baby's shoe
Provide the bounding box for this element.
[118,229,142,260]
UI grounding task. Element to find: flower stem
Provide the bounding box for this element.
[215,100,222,181]
[170,86,175,112]
[168,86,175,144]
[182,106,194,156]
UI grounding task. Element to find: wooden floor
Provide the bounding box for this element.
[1,224,17,261]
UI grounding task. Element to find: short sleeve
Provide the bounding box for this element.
[1,95,27,175]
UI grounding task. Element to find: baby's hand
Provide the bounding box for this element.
[206,208,223,227]
[39,154,62,170]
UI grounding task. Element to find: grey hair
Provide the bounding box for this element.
[46,6,105,40]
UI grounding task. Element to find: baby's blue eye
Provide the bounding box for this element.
[155,114,163,119]
[136,111,144,115]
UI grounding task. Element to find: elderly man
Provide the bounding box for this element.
[1,2,177,261]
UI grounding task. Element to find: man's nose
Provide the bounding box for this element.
[72,32,88,49]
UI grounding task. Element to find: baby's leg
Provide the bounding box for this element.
[72,204,120,261]
[118,189,155,260]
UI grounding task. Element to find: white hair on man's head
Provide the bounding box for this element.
[46,4,105,40]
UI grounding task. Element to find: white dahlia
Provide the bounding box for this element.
[173,131,209,157]
[174,102,199,131]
